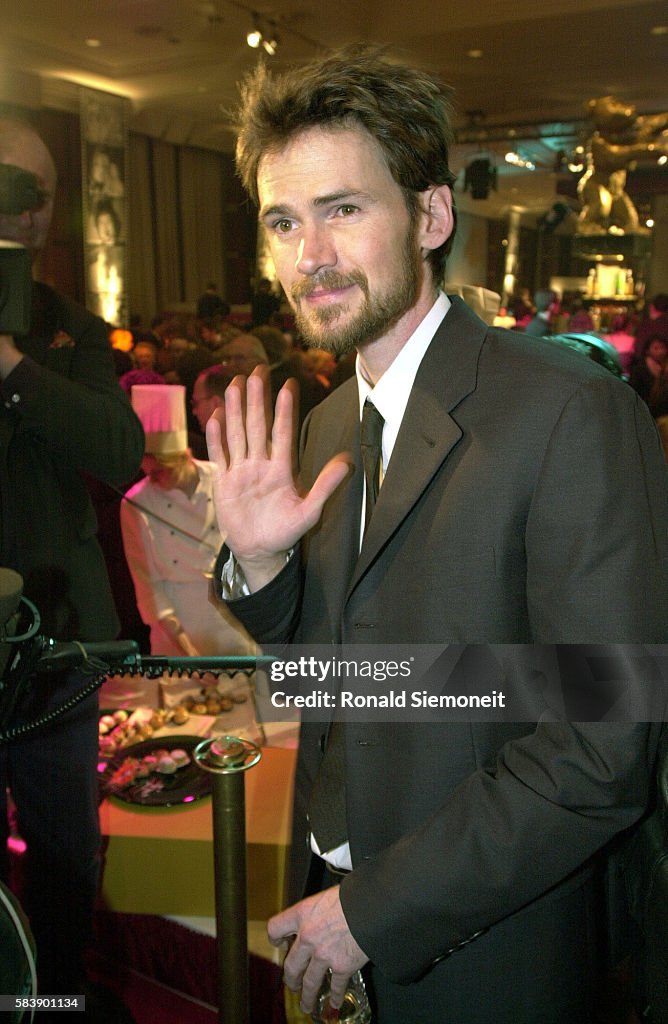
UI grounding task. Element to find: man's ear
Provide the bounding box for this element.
[416,184,454,255]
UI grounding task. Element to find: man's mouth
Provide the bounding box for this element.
[303,284,355,305]
[292,271,367,307]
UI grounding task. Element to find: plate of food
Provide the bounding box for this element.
[98,706,214,758]
[99,735,211,807]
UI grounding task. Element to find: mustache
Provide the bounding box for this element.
[291,270,368,302]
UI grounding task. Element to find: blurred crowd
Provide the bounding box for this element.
[508,287,668,459]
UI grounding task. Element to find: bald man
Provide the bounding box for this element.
[0,118,144,1004]
[220,332,269,376]
[0,121,55,254]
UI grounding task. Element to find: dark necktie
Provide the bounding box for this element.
[307,400,385,855]
[360,399,384,534]
[307,719,347,854]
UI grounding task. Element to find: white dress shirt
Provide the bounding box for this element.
[356,291,451,540]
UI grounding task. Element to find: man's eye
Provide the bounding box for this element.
[273,219,294,233]
[338,205,358,216]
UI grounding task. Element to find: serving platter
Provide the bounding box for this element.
[99,735,211,807]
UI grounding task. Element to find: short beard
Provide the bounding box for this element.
[290,223,421,357]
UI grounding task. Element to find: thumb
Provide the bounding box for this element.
[268,906,300,946]
[301,454,352,528]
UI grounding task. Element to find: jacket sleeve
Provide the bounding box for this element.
[2,303,144,486]
[211,542,303,644]
[341,646,665,983]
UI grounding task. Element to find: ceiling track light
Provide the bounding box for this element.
[246,14,278,54]
[505,150,536,170]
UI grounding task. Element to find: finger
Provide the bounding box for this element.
[262,363,275,436]
[271,381,298,467]
[327,970,352,1010]
[301,454,353,529]
[246,366,272,458]
[224,376,248,464]
[205,408,229,468]
[284,377,300,473]
[299,961,331,1014]
[267,906,300,946]
[281,937,314,992]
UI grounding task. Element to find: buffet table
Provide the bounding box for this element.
[94,671,300,1021]
[98,743,296,923]
[96,736,298,1021]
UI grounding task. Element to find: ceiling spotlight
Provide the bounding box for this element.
[505,151,535,170]
[246,15,278,54]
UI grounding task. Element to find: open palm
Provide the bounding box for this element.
[206,368,350,590]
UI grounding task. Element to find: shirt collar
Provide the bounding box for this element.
[356,291,450,465]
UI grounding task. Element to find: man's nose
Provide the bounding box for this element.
[295,223,336,276]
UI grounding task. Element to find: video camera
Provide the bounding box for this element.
[0,164,47,218]
[0,568,140,740]
[0,569,264,742]
[0,163,44,336]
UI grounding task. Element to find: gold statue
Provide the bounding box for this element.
[577,96,668,235]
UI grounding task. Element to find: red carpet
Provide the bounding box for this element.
[86,954,218,1024]
[92,911,286,1024]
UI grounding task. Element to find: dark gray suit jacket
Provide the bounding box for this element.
[219,297,668,1021]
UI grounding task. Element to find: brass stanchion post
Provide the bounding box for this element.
[195,735,262,1024]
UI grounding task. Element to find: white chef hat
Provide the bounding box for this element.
[131,384,188,456]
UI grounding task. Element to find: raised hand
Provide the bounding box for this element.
[206,366,350,592]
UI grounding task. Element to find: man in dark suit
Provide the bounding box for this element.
[207,48,668,1022]
[0,117,144,1005]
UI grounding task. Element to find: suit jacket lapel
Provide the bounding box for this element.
[349,296,488,591]
[312,394,364,635]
